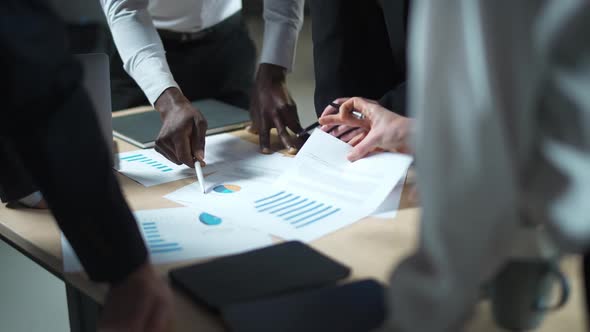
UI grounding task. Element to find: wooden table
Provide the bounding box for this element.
[0,107,586,331]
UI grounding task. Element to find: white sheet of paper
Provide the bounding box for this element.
[370,175,406,219]
[166,130,412,242]
[200,133,269,173]
[116,149,194,187]
[165,153,293,210]
[116,134,267,187]
[61,207,273,272]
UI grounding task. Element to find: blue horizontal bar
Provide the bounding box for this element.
[149,242,180,249]
[271,198,308,214]
[286,203,324,221]
[151,247,183,254]
[162,168,173,172]
[126,156,148,162]
[296,208,342,228]
[147,239,165,244]
[156,165,168,169]
[142,222,156,225]
[144,230,158,234]
[142,226,157,230]
[146,234,161,239]
[259,196,300,213]
[120,154,142,160]
[292,206,332,225]
[147,161,158,165]
[256,193,292,209]
[255,191,285,204]
[278,201,315,217]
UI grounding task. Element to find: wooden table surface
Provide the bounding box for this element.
[0,107,586,331]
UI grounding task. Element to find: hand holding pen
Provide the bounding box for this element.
[318,97,413,161]
[297,98,367,144]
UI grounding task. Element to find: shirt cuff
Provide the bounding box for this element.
[127,56,179,105]
[259,21,299,72]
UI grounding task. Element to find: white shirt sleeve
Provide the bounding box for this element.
[101,0,179,105]
[260,0,304,71]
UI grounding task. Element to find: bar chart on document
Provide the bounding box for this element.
[116,149,194,187]
[254,191,342,229]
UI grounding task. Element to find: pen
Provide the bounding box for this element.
[296,102,365,138]
[194,160,206,194]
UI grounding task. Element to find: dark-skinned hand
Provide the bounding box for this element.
[248,63,307,155]
[99,263,174,332]
[154,87,207,167]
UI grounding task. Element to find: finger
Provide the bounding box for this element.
[339,128,366,143]
[349,131,368,146]
[340,97,379,121]
[173,134,194,167]
[191,117,207,165]
[258,109,272,154]
[283,104,304,134]
[348,132,380,162]
[145,299,170,332]
[272,110,297,154]
[319,112,367,129]
[328,125,353,137]
[155,141,181,165]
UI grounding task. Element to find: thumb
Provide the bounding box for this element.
[347,132,379,162]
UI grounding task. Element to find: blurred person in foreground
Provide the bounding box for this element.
[0,1,173,331]
[321,1,590,330]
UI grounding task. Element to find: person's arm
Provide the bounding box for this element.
[382,1,545,330]
[101,0,207,167]
[249,0,306,154]
[1,1,172,330]
[100,0,177,105]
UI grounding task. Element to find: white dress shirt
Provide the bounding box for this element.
[382,1,590,331]
[101,0,304,104]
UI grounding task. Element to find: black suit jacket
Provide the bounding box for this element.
[310,0,410,116]
[0,0,146,284]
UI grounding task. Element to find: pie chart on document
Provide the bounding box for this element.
[212,184,241,194]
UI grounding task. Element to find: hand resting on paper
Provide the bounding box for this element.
[319,97,413,161]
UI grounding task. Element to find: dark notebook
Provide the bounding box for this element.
[113,99,251,148]
[168,241,350,311]
[222,280,387,332]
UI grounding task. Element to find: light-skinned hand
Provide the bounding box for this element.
[319,97,413,161]
[319,97,368,144]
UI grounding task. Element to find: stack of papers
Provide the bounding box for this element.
[62,207,273,272]
[116,133,267,187]
[166,130,412,242]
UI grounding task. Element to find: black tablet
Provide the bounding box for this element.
[169,241,350,310]
[222,279,387,332]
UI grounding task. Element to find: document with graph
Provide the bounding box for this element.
[61,208,273,272]
[116,133,270,187]
[165,130,412,242]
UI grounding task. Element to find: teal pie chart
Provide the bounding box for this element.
[212,184,241,194]
[199,212,222,226]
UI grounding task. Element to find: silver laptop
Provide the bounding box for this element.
[75,53,113,155]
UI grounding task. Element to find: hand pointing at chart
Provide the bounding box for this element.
[318,97,414,161]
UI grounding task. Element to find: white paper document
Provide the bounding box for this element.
[62,207,273,272]
[116,133,267,187]
[116,149,194,187]
[165,153,293,211]
[257,130,413,241]
[166,130,412,242]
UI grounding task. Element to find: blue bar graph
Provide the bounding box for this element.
[253,191,341,229]
[140,222,183,254]
[120,154,176,173]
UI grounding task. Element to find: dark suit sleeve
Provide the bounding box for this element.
[378,82,407,116]
[0,0,147,284]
